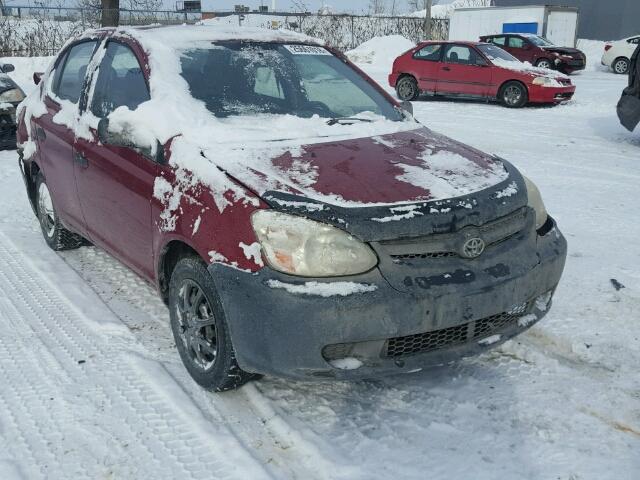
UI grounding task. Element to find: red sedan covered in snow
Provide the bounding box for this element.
[389,41,575,108]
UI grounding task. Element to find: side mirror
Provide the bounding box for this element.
[400,100,413,116]
[98,117,165,164]
[33,72,43,85]
[1,64,15,73]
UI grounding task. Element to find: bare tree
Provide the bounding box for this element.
[368,0,386,15]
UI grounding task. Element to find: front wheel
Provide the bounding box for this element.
[169,257,254,392]
[396,76,419,101]
[499,81,528,108]
[36,172,84,251]
[613,57,630,75]
[535,58,552,69]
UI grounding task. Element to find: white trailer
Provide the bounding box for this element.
[449,5,579,47]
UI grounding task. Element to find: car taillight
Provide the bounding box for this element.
[604,44,612,52]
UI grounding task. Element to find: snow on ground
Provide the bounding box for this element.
[0,39,639,479]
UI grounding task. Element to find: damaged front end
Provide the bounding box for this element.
[209,159,567,380]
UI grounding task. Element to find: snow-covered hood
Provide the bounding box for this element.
[490,58,570,81]
[218,127,509,208]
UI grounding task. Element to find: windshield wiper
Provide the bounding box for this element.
[326,117,374,126]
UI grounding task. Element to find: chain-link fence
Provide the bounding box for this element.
[0,7,449,58]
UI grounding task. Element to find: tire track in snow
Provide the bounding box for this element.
[0,233,272,480]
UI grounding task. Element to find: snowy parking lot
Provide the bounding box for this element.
[0,43,639,480]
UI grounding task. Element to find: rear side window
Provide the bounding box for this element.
[414,44,442,61]
[508,37,526,49]
[53,41,97,103]
[629,37,640,45]
[91,41,150,118]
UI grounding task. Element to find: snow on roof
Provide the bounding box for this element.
[116,24,322,49]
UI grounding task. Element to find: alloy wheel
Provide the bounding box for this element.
[175,279,219,371]
[504,86,523,106]
[397,78,416,101]
[37,182,56,238]
[537,60,551,69]
[614,59,628,74]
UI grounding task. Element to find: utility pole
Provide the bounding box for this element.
[423,0,432,40]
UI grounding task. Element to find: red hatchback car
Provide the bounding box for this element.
[390,41,575,107]
[17,26,567,391]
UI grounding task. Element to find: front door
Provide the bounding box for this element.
[33,40,98,235]
[436,44,492,98]
[74,39,157,280]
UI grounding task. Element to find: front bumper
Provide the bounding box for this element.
[210,215,567,381]
[528,84,576,104]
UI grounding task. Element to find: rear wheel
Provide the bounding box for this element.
[499,81,528,108]
[396,76,419,101]
[169,256,254,392]
[535,58,552,69]
[613,57,630,75]
[36,173,84,251]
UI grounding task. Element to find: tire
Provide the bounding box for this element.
[169,256,254,392]
[35,172,84,251]
[535,58,552,70]
[396,76,419,101]
[613,57,630,75]
[499,81,528,108]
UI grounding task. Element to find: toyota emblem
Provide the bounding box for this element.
[462,237,485,258]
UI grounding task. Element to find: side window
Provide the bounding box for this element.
[52,41,97,103]
[91,41,150,118]
[414,44,442,61]
[253,67,284,99]
[444,45,475,65]
[629,37,640,45]
[508,37,526,49]
[489,36,507,46]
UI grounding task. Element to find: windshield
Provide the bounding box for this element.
[477,44,520,63]
[527,36,555,47]
[179,42,403,121]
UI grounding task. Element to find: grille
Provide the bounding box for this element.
[384,303,529,358]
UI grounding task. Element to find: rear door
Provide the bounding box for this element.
[33,40,98,235]
[505,35,535,63]
[74,39,157,280]
[436,44,492,97]
[411,43,444,93]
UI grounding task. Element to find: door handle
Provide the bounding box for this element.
[442,66,451,71]
[35,126,46,141]
[74,152,89,168]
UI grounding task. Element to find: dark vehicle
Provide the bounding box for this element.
[480,33,586,74]
[0,63,25,150]
[17,26,567,391]
[618,44,640,132]
[390,41,575,107]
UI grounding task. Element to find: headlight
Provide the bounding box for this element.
[0,88,25,103]
[523,176,548,230]
[532,77,556,87]
[251,210,378,277]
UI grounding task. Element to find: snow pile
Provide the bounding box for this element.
[410,0,491,19]
[266,280,377,297]
[345,35,415,66]
[0,56,54,94]
[577,39,609,72]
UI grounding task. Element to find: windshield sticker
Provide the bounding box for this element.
[283,45,332,56]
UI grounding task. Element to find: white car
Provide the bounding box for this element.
[602,35,640,74]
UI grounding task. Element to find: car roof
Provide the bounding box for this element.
[106,24,321,47]
[421,40,487,47]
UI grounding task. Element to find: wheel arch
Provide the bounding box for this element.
[157,238,205,305]
[21,153,42,216]
[497,79,529,100]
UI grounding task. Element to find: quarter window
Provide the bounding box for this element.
[91,42,150,118]
[414,44,443,61]
[53,41,97,103]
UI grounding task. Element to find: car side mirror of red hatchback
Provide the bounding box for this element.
[33,72,43,85]
[1,63,15,73]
